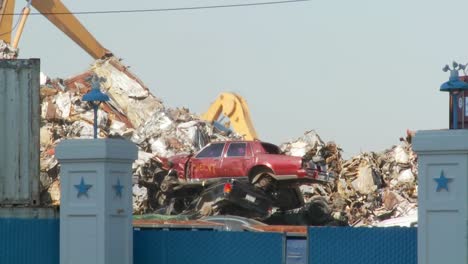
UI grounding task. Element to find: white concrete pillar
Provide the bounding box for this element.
[413,130,468,264]
[56,139,137,264]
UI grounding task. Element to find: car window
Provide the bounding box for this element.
[196,143,225,158]
[261,143,281,154]
[227,143,247,157]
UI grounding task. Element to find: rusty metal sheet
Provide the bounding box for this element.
[133,219,224,230]
[251,225,307,235]
[0,59,40,205]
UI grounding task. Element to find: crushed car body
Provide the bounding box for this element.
[161,140,333,184]
[139,140,337,224]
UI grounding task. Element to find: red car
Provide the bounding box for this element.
[165,140,330,185]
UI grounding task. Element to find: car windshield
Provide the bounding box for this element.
[261,143,281,154]
[196,143,225,158]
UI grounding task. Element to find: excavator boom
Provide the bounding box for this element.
[201,92,258,140]
[31,0,109,59]
[0,0,109,59]
[0,0,15,43]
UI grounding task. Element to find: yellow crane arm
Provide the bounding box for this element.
[30,0,110,59]
[0,0,15,43]
[1,0,110,58]
[201,92,259,140]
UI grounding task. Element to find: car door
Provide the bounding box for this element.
[190,142,226,179]
[221,142,253,178]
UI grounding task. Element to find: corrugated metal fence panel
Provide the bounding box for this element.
[134,230,284,264]
[0,59,40,205]
[286,237,307,264]
[0,218,59,264]
[308,227,417,264]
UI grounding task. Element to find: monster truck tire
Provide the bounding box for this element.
[249,168,275,190]
[155,174,179,206]
[159,174,178,193]
[304,197,333,225]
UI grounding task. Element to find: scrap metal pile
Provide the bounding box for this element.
[0,40,18,59]
[39,58,418,226]
[39,58,239,207]
[281,130,418,226]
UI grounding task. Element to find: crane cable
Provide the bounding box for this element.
[1,0,311,16]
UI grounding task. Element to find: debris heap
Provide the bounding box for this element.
[39,58,418,226]
[281,131,418,226]
[39,58,239,210]
[280,130,343,175]
[0,40,18,59]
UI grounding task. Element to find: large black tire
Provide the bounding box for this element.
[139,169,168,211]
[303,197,332,225]
[264,197,334,226]
[155,174,179,207]
[249,168,275,190]
[250,168,306,210]
[270,186,304,210]
[153,169,167,187]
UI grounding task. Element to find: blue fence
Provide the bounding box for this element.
[286,237,307,264]
[134,229,284,264]
[0,218,59,264]
[0,219,417,264]
[308,227,417,264]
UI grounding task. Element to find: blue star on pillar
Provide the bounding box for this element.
[434,170,452,192]
[113,178,124,198]
[74,177,92,198]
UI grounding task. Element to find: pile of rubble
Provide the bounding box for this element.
[39,58,418,226]
[282,130,418,226]
[0,40,18,59]
[39,58,239,208]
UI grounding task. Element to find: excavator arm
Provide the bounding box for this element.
[201,92,258,140]
[30,0,110,59]
[0,0,109,59]
[0,0,15,43]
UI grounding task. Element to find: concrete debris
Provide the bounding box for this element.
[337,131,417,226]
[278,130,417,226]
[91,59,164,128]
[281,130,324,157]
[40,72,49,85]
[39,57,240,214]
[0,40,18,59]
[280,130,343,175]
[351,165,380,194]
[132,185,148,215]
[39,58,418,227]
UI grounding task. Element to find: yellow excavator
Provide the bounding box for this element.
[0,0,110,59]
[201,92,258,140]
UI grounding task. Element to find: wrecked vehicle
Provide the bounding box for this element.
[36,57,418,226]
[166,140,332,184]
[141,140,334,220]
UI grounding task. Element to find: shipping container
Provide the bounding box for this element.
[0,59,40,205]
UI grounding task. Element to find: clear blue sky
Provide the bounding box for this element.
[14,0,468,157]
